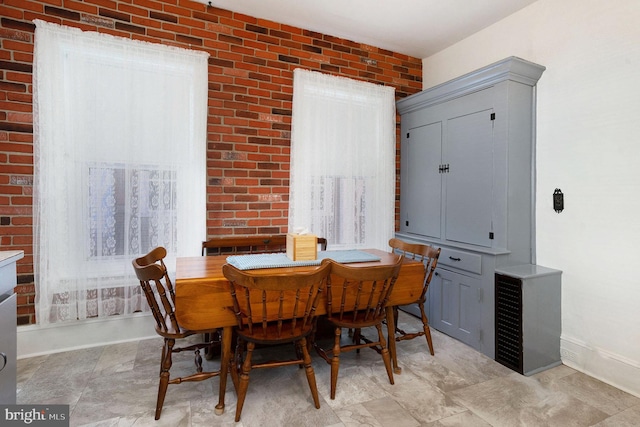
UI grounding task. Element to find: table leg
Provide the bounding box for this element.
[386,307,401,374]
[215,326,232,415]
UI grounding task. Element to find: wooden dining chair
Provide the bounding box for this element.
[200,235,328,360]
[314,255,403,399]
[222,259,332,422]
[132,247,223,420]
[389,238,441,356]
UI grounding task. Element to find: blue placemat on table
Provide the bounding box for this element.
[226,250,381,271]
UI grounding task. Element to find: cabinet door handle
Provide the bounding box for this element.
[449,256,461,261]
[0,352,6,372]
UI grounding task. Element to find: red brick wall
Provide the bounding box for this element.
[0,0,422,325]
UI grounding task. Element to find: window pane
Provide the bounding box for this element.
[88,165,177,258]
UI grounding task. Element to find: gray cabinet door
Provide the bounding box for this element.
[443,109,494,247]
[403,122,442,239]
[401,92,494,247]
[430,268,481,349]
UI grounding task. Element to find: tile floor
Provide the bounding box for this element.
[17,312,640,427]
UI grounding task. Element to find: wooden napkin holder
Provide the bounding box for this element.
[286,233,317,261]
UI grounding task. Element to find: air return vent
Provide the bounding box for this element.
[495,274,523,373]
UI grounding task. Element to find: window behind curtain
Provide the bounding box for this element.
[289,69,396,250]
[33,21,208,324]
[87,165,177,258]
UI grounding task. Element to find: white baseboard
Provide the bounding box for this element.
[561,335,640,398]
[17,313,157,359]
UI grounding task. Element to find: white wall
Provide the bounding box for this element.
[422,0,640,397]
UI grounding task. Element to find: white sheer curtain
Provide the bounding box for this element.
[33,20,208,324]
[289,69,396,251]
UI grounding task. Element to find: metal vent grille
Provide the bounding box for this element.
[495,274,523,373]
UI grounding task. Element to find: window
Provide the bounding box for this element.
[289,69,396,250]
[33,21,208,324]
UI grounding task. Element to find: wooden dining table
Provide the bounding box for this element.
[174,248,424,415]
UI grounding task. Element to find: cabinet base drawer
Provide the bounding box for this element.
[438,247,482,274]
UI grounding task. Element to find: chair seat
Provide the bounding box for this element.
[328,313,386,329]
[236,323,313,345]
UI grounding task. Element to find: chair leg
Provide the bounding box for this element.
[216,326,233,415]
[376,324,394,385]
[155,338,174,420]
[353,328,361,353]
[234,341,254,422]
[294,341,304,369]
[194,348,203,373]
[203,331,220,360]
[419,302,435,356]
[299,337,320,408]
[393,306,400,334]
[330,327,341,400]
[229,338,242,392]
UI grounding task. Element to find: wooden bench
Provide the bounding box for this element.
[201,235,327,256]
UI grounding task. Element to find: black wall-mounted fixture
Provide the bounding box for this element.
[553,188,564,213]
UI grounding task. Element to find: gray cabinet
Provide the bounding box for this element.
[0,294,17,404]
[0,250,23,404]
[398,59,545,256]
[396,57,551,358]
[495,265,562,375]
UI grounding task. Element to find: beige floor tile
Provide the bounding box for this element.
[361,397,420,427]
[449,372,609,427]
[335,403,385,427]
[591,404,640,427]
[548,370,640,415]
[425,410,492,427]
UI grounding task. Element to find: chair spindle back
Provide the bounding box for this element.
[132,247,179,334]
[326,255,403,326]
[389,238,440,302]
[223,259,332,339]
